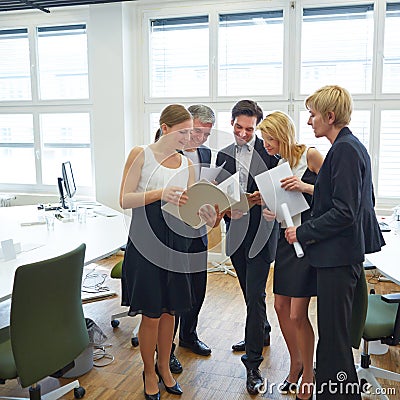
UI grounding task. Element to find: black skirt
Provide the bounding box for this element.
[121,201,193,318]
[273,229,317,298]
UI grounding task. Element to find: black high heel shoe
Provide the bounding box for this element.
[155,363,183,395]
[279,367,303,393]
[142,371,161,400]
[295,375,314,400]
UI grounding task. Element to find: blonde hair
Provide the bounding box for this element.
[257,111,306,168]
[305,85,352,128]
[154,104,192,141]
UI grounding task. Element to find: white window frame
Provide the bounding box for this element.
[0,9,93,196]
[138,0,400,210]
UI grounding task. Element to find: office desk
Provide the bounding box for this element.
[0,204,129,303]
[366,230,400,286]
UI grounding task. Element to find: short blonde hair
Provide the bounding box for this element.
[257,111,306,168]
[305,85,352,128]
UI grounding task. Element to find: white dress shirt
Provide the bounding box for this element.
[235,135,256,192]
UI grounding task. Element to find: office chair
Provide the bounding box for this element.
[0,243,89,400]
[110,259,140,347]
[352,270,400,400]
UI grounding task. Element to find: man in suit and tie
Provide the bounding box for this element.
[285,85,385,399]
[169,104,215,374]
[215,99,279,395]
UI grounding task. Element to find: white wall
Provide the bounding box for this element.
[89,4,127,210]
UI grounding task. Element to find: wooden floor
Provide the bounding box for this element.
[0,252,399,399]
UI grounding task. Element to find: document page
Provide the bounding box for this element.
[199,161,226,182]
[255,162,309,223]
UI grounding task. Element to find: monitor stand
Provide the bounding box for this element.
[57,177,68,209]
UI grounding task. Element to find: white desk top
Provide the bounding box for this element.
[366,228,400,286]
[0,204,129,303]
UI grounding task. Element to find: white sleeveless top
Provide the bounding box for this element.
[278,148,309,227]
[136,145,190,193]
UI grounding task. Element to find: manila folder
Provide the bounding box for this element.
[162,181,234,228]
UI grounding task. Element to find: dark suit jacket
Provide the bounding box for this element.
[180,145,212,246]
[296,127,385,268]
[215,136,279,261]
[196,145,212,169]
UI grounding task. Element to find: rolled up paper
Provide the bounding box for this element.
[281,202,304,258]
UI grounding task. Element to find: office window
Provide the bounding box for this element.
[0,28,31,101]
[37,25,89,100]
[149,16,209,97]
[149,113,161,144]
[40,113,91,186]
[218,10,284,96]
[382,3,400,93]
[0,114,35,184]
[378,110,400,197]
[301,4,374,94]
[0,21,91,194]
[216,112,235,150]
[142,1,400,206]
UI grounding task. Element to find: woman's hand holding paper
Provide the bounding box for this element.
[247,190,263,205]
[280,175,305,192]
[162,186,188,206]
[262,208,276,222]
[198,204,224,228]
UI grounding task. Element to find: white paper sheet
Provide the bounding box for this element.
[216,171,240,202]
[255,162,309,223]
[199,161,226,182]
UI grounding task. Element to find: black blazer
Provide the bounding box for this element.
[180,145,211,169]
[297,127,385,267]
[215,136,279,261]
[180,145,212,246]
[196,145,212,169]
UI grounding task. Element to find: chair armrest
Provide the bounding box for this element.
[381,293,400,303]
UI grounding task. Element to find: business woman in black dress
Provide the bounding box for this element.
[286,85,385,400]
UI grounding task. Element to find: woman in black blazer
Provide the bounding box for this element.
[285,85,385,400]
[259,111,324,400]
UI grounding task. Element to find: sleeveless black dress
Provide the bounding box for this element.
[121,146,193,318]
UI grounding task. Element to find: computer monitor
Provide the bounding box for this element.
[61,161,77,199]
